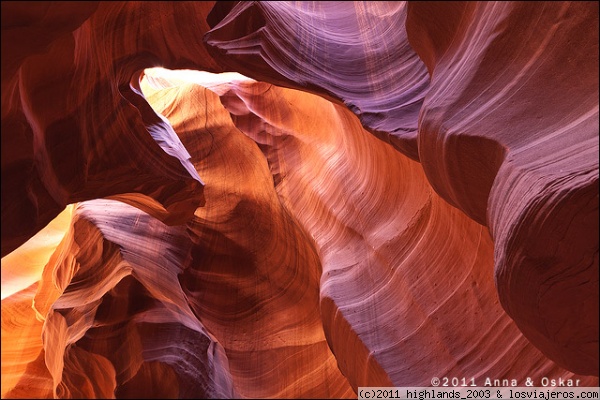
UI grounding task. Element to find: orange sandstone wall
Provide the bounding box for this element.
[1,1,597,398]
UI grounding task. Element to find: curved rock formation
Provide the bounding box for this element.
[204,1,429,161]
[204,73,596,387]
[1,205,73,301]
[142,72,355,398]
[34,199,236,398]
[1,1,598,399]
[2,1,222,257]
[204,0,600,377]
[405,1,599,375]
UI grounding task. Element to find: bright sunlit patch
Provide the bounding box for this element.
[1,205,74,300]
[141,67,254,96]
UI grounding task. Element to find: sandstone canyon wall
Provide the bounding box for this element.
[1,1,598,399]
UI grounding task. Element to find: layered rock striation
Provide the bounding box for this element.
[1,1,598,398]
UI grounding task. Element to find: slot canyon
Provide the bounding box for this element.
[1,1,598,398]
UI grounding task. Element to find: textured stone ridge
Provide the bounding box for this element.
[204,1,430,161]
[204,0,599,377]
[1,1,598,398]
[2,2,219,257]
[405,1,599,375]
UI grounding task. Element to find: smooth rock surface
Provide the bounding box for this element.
[1,1,598,398]
[405,1,599,375]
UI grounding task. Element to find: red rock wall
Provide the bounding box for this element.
[2,1,598,398]
[406,1,599,375]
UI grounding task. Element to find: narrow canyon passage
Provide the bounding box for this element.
[1,1,598,398]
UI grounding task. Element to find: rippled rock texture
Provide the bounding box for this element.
[2,1,598,398]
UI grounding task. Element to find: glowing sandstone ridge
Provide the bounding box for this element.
[1,1,598,398]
